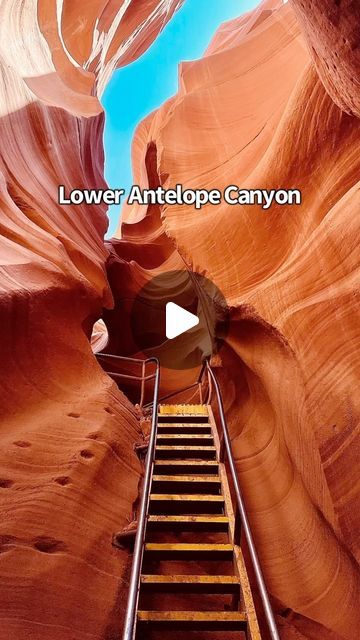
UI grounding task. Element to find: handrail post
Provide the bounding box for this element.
[122,358,160,640]
[206,361,280,640]
[139,361,146,409]
[207,368,213,404]
[234,505,242,546]
[219,434,225,462]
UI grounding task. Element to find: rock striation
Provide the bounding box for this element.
[108,1,360,638]
[0,2,183,639]
[291,0,360,118]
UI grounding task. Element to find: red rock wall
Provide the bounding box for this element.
[291,0,360,117]
[1,0,359,638]
[108,1,360,638]
[0,2,183,638]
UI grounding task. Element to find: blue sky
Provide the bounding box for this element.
[101,0,259,237]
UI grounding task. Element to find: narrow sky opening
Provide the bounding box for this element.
[101,0,259,237]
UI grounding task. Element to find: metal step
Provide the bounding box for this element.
[144,543,234,561]
[157,434,214,446]
[154,460,219,475]
[157,423,212,434]
[155,445,217,460]
[120,396,265,638]
[158,415,209,423]
[137,610,247,631]
[152,475,221,494]
[158,404,208,417]
[147,515,230,532]
[141,574,240,594]
[149,493,225,514]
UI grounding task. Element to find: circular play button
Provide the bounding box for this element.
[130,270,229,370]
[166,302,199,340]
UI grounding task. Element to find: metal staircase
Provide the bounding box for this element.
[136,402,260,637]
[95,353,279,640]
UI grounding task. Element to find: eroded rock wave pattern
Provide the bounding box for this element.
[0,1,183,639]
[109,1,360,638]
[0,0,359,639]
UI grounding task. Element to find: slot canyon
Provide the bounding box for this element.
[0,1,359,639]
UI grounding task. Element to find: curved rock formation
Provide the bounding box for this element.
[1,0,359,638]
[291,0,360,117]
[107,1,360,638]
[91,319,109,353]
[0,2,182,639]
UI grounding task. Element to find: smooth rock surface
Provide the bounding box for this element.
[1,0,359,638]
[0,2,183,639]
[108,1,360,638]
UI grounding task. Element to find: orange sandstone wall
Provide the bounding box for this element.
[1,0,359,638]
[291,0,360,118]
[109,1,360,638]
[0,2,183,639]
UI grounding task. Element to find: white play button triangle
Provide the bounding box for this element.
[166,302,199,340]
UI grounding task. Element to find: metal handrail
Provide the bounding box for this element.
[205,361,280,640]
[113,351,279,639]
[145,360,209,409]
[96,353,158,408]
[105,372,156,382]
[144,381,199,409]
[96,351,161,638]
[122,356,160,640]
[96,353,152,364]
